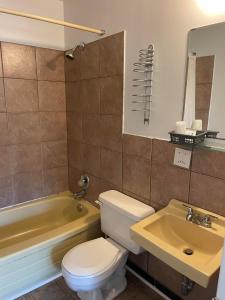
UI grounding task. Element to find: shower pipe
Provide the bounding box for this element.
[0,7,105,36]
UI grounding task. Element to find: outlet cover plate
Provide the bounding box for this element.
[174,148,192,169]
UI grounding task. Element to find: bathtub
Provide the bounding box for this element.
[0,191,101,300]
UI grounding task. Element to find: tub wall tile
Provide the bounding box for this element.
[9,143,42,174]
[0,78,6,112]
[43,166,68,195]
[0,113,9,145]
[1,42,37,79]
[36,48,65,81]
[4,78,38,113]
[80,41,100,80]
[0,42,68,208]
[42,140,68,169]
[38,81,66,112]
[0,44,3,78]
[13,171,43,204]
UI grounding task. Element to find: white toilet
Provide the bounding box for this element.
[61,190,155,300]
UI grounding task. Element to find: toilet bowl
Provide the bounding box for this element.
[62,190,155,300]
[62,238,128,300]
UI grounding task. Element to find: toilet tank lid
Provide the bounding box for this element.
[99,190,155,221]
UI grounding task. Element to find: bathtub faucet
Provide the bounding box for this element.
[74,175,89,199]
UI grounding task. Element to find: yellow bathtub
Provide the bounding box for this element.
[0,191,101,300]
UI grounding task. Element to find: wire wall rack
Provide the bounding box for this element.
[131,44,154,125]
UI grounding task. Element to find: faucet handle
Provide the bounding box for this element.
[182,204,194,212]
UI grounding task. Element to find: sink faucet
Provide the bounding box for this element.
[186,207,194,222]
[74,175,89,199]
[183,205,218,228]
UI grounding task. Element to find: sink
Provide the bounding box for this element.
[130,199,225,288]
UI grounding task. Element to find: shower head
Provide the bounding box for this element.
[65,42,85,59]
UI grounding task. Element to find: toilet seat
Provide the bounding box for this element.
[61,238,128,291]
[62,238,126,279]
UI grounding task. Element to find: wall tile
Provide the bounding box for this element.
[66,81,81,112]
[42,140,67,169]
[100,115,122,152]
[152,139,177,166]
[83,114,101,146]
[0,78,5,112]
[36,48,65,81]
[83,143,101,177]
[8,112,41,144]
[128,252,148,272]
[80,79,100,113]
[4,78,38,112]
[192,148,225,180]
[85,175,120,206]
[100,148,122,188]
[1,42,37,79]
[0,44,3,77]
[189,172,225,216]
[0,146,11,178]
[9,144,42,174]
[123,134,152,160]
[80,41,100,79]
[40,112,67,141]
[0,176,13,208]
[84,174,102,206]
[38,81,66,111]
[0,187,13,208]
[67,112,83,141]
[151,163,190,210]
[0,113,9,145]
[43,167,68,195]
[100,75,123,115]
[68,167,83,193]
[99,32,124,76]
[65,48,81,82]
[123,189,150,206]
[68,140,84,170]
[123,154,151,200]
[13,171,43,204]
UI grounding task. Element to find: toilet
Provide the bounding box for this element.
[62,190,155,300]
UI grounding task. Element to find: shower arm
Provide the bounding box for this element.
[0,7,105,36]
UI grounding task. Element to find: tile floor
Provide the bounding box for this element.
[17,272,164,300]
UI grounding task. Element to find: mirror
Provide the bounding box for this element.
[184,22,225,140]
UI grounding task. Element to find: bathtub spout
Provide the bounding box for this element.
[74,175,89,199]
[74,190,87,199]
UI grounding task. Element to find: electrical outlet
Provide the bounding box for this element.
[174,148,192,169]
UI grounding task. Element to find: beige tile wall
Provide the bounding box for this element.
[66,31,222,299]
[66,32,124,205]
[0,42,68,208]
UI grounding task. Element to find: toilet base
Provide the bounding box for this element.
[77,266,127,300]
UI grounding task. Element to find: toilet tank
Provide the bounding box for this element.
[99,190,155,254]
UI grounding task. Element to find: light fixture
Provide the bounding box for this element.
[197,0,225,15]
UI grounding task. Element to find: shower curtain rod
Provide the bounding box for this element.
[0,7,105,35]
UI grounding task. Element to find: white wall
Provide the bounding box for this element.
[0,0,64,50]
[64,0,225,139]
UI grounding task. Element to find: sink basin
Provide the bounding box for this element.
[130,199,225,287]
